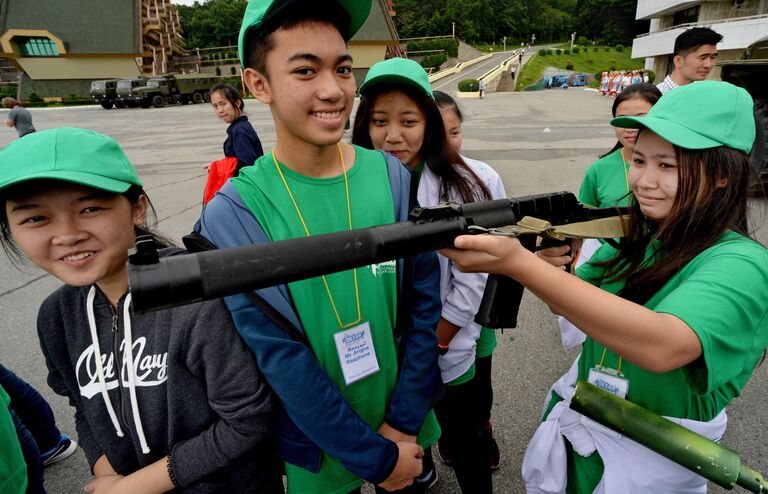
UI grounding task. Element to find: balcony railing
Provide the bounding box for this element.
[636,13,768,38]
[633,13,768,58]
[636,0,700,21]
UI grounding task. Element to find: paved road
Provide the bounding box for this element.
[432,50,517,92]
[1,88,765,493]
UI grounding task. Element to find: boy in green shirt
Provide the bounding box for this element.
[195,1,443,493]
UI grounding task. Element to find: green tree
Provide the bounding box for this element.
[176,0,247,49]
[574,0,649,46]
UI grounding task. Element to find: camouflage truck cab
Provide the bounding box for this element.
[90,79,118,109]
[116,78,146,108]
[132,74,220,108]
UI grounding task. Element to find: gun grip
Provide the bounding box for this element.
[474,235,537,329]
[474,274,524,328]
[537,237,574,273]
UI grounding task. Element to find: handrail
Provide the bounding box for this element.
[427,53,493,83]
[636,13,768,38]
[478,53,520,85]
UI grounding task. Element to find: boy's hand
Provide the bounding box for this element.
[378,442,424,492]
[378,422,416,444]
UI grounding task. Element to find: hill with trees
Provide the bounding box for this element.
[175,0,646,50]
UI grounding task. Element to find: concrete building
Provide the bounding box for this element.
[0,0,399,101]
[0,0,185,100]
[632,0,768,79]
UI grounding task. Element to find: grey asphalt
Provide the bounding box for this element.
[1,87,765,494]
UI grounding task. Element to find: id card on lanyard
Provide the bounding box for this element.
[334,322,380,385]
[587,348,629,399]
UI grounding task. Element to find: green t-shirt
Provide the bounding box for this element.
[476,327,497,358]
[0,386,27,494]
[578,149,631,208]
[234,146,440,494]
[560,231,768,492]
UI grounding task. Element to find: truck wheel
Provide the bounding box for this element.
[127,101,138,108]
[115,100,127,109]
[192,92,204,104]
[203,90,211,102]
[152,95,165,108]
[180,95,190,105]
[139,98,152,109]
[750,99,768,192]
[100,101,113,109]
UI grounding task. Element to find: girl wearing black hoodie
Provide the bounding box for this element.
[0,127,282,494]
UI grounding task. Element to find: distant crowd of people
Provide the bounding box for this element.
[598,70,650,96]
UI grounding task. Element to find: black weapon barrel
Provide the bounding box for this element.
[129,192,576,315]
[130,216,474,313]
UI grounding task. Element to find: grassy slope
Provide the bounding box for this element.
[515,48,644,91]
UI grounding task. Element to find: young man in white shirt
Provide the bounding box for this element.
[657,27,722,94]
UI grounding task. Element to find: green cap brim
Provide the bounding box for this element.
[611,115,723,150]
[0,170,134,194]
[238,0,372,68]
[359,74,434,99]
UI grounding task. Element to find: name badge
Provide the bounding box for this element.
[587,366,629,399]
[334,322,380,386]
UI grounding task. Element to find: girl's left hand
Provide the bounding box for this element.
[441,234,529,276]
[84,475,125,494]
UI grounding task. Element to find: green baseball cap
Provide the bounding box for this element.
[359,57,434,99]
[611,80,755,154]
[238,0,372,68]
[0,128,142,193]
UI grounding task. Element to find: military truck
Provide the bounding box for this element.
[90,79,118,109]
[720,36,768,186]
[131,74,219,108]
[116,78,146,108]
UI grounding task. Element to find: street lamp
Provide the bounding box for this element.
[452,22,455,38]
[570,32,576,51]
[502,36,507,51]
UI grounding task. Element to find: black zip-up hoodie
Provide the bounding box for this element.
[36,255,282,493]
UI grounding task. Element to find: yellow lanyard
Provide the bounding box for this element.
[271,144,362,329]
[598,347,623,375]
[620,148,630,194]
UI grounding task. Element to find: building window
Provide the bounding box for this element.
[673,6,700,26]
[19,37,58,57]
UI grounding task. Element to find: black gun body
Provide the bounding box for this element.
[129,192,598,321]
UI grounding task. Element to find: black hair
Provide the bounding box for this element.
[673,27,723,57]
[0,180,172,266]
[600,141,754,304]
[243,0,350,77]
[433,90,463,122]
[351,83,491,203]
[210,82,244,113]
[600,83,662,157]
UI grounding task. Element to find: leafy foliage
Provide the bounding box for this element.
[176,0,247,49]
[407,39,459,57]
[420,54,449,70]
[458,79,480,92]
[175,0,647,51]
[393,0,646,45]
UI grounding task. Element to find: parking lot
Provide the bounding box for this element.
[1,88,766,493]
